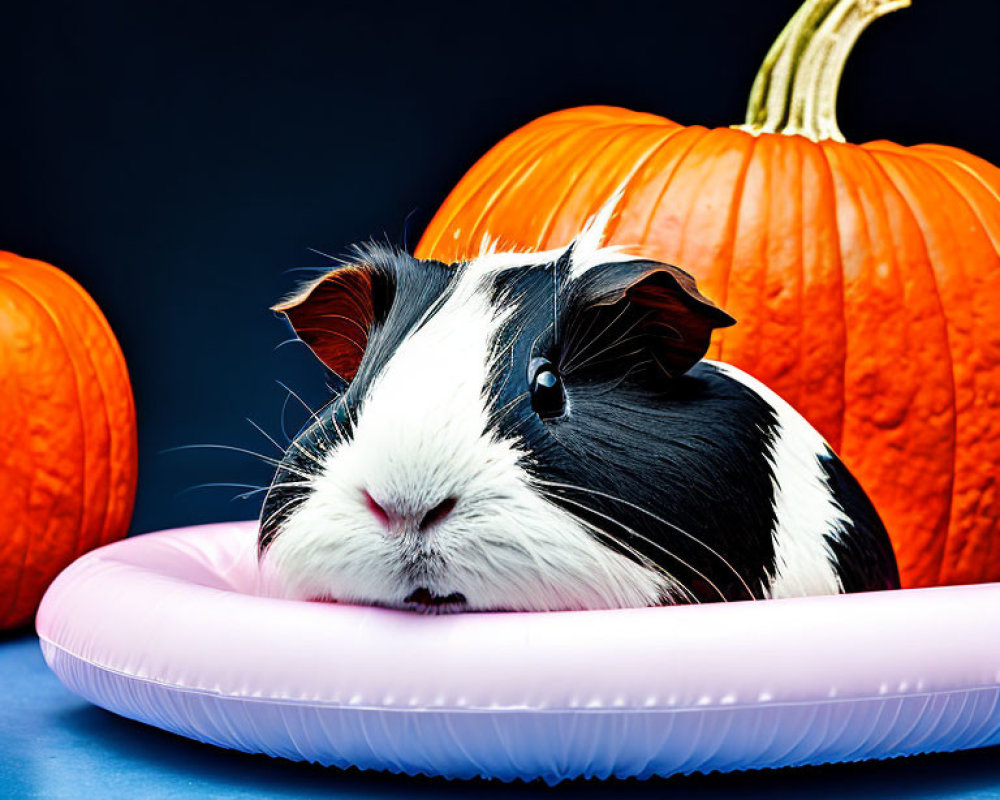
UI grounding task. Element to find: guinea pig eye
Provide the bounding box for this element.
[528,358,566,420]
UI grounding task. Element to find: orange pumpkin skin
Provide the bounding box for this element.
[416,10,1000,590]
[0,252,137,629]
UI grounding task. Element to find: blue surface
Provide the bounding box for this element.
[4,630,1000,799]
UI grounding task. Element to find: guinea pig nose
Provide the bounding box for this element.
[362,490,457,534]
[418,497,457,531]
[363,490,392,528]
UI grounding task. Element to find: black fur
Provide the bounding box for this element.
[819,451,901,592]
[489,261,780,601]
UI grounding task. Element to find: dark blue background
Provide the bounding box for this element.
[1,0,997,537]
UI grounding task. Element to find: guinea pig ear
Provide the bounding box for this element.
[568,260,735,378]
[273,263,394,382]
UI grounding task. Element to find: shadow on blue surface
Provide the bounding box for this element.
[5,630,1000,799]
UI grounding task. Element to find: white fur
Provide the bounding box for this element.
[267,263,669,611]
[709,361,847,598]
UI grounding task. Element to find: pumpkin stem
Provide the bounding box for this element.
[736,0,909,142]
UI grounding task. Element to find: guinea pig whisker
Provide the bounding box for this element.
[275,380,337,448]
[290,439,325,469]
[536,479,756,602]
[564,319,648,376]
[593,360,655,396]
[570,328,647,372]
[324,414,346,445]
[260,493,308,530]
[278,388,297,444]
[256,478,311,493]
[259,499,310,554]
[304,246,342,263]
[240,479,311,502]
[273,336,308,353]
[265,459,315,481]
[560,300,617,364]
[177,482,265,498]
[489,317,530,365]
[167,442,316,482]
[246,417,285,453]
[570,345,647,375]
[562,303,635,374]
[570,516,699,605]
[163,443,288,471]
[489,407,541,444]
[233,487,269,501]
[275,379,322,418]
[488,391,530,425]
[486,333,522,400]
[264,480,312,491]
[540,488,728,603]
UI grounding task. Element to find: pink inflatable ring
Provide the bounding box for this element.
[37,520,1000,783]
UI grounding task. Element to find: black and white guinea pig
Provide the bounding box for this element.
[259,219,900,612]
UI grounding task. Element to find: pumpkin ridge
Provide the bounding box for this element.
[807,139,848,445]
[865,150,971,585]
[9,274,94,564]
[877,151,1000,582]
[794,139,808,416]
[904,153,999,583]
[869,143,1000,184]
[419,124,556,257]
[16,260,136,532]
[532,137,609,247]
[465,124,626,255]
[715,132,760,320]
[533,124,659,247]
[0,280,33,627]
[0,273,84,626]
[910,145,1000,194]
[824,146,871,472]
[860,146,957,585]
[869,147,1000,255]
[710,133,762,366]
[421,118,648,260]
[813,141,850,452]
[52,276,118,551]
[6,267,116,562]
[637,127,714,245]
[593,126,692,248]
[927,161,1000,249]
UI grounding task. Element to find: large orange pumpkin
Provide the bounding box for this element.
[417,0,1000,589]
[0,252,137,629]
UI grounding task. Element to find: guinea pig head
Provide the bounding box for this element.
[259,241,735,612]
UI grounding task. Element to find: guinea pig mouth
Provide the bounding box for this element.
[403,587,468,612]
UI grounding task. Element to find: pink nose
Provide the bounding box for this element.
[363,490,456,534]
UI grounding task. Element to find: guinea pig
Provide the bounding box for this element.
[259,221,900,612]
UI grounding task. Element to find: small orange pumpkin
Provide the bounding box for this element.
[0,252,137,629]
[417,0,1000,589]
